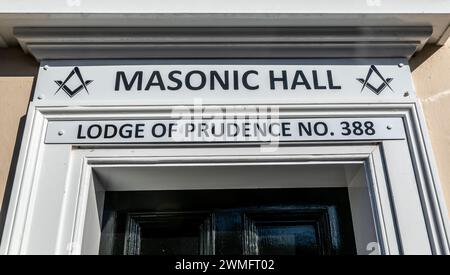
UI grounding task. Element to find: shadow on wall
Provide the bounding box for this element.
[0,47,38,245]
[410,44,442,72]
[0,48,37,76]
[0,116,27,247]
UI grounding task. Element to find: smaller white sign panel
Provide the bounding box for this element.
[45,117,405,144]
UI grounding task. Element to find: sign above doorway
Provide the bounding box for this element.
[33,59,415,106]
[45,117,405,144]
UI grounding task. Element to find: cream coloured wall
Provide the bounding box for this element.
[411,40,450,216]
[0,48,36,213]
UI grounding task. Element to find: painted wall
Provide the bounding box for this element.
[0,44,448,219]
[410,40,450,215]
[0,48,36,215]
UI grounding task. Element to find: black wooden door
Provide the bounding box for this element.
[100,188,356,255]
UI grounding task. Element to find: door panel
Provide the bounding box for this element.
[243,208,339,255]
[124,212,214,255]
[100,188,356,255]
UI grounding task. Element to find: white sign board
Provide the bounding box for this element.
[34,59,415,106]
[45,117,405,144]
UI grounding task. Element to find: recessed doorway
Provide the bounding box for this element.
[99,188,356,255]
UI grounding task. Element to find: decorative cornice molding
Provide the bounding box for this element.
[14,26,433,60]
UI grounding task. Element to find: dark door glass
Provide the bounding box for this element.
[257,224,319,255]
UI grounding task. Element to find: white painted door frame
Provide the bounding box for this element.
[0,102,448,255]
